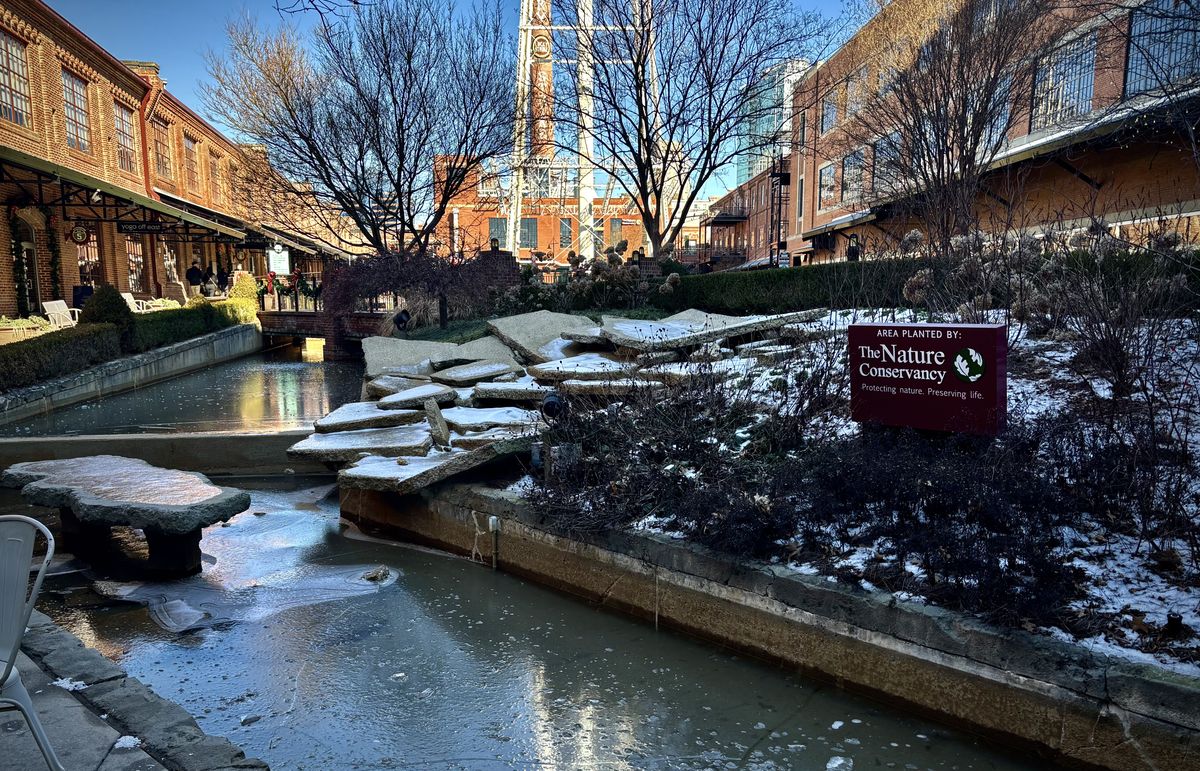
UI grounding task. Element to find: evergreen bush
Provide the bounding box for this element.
[652,259,941,314]
[78,284,135,337]
[0,324,121,392]
[228,273,259,302]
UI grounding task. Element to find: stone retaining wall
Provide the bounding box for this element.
[0,324,262,424]
[341,482,1200,771]
[21,610,267,771]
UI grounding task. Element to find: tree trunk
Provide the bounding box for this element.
[439,292,449,329]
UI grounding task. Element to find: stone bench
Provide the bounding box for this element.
[1,455,250,577]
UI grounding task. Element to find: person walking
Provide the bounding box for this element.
[186,260,204,297]
[217,266,230,294]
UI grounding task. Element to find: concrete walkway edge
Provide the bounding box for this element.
[20,609,268,771]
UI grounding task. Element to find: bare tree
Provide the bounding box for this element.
[548,0,828,260]
[838,0,1066,255]
[205,0,514,256]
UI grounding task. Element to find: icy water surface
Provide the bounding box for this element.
[1,342,362,436]
[43,479,1036,770]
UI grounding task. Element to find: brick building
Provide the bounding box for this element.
[0,0,348,318]
[701,0,1200,267]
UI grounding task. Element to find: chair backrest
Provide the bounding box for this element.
[0,516,54,686]
[41,300,69,316]
[120,292,139,311]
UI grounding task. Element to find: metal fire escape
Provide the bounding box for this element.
[767,155,790,268]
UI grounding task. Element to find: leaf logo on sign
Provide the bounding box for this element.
[953,347,985,383]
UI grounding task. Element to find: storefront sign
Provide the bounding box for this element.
[267,243,290,274]
[68,224,90,244]
[849,322,1006,435]
[117,221,166,234]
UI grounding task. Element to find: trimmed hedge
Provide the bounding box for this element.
[0,299,260,394]
[653,259,941,314]
[127,299,258,353]
[0,324,121,392]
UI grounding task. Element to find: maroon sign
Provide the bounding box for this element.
[849,322,1007,435]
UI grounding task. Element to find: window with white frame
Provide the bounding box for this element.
[872,130,902,194]
[820,95,838,134]
[795,177,804,223]
[115,102,137,173]
[1031,34,1096,131]
[152,119,172,179]
[818,164,837,208]
[184,135,200,192]
[0,29,31,127]
[61,70,90,152]
[841,150,866,202]
[77,235,100,286]
[846,67,869,116]
[1126,0,1200,96]
[126,237,146,293]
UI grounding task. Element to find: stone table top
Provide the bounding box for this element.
[0,455,249,534]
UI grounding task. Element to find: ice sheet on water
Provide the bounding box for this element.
[93,492,399,632]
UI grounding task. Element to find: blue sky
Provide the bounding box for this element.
[47,0,851,198]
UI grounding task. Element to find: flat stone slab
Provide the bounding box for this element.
[362,335,518,377]
[1,456,248,534]
[561,326,608,345]
[639,358,758,385]
[527,353,635,382]
[487,310,597,363]
[440,406,543,433]
[288,425,432,462]
[430,359,523,386]
[340,435,532,494]
[378,383,458,409]
[451,426,537,450]
[365,374,431,398]
[558,378,666,396]
[314,402,422,433]
[472,380,554,403]
[599,309,825,352]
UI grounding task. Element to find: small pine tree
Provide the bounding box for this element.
[228,273,258,302]
[79,284,134,334]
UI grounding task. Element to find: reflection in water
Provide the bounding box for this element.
[42,480,1034,770]
[1,342,363,436]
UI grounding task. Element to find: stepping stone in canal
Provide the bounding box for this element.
[365,374,431,399]
[378,383,457,409]
[639,358,758,386]
[339,434,534,494]
[557,378,665,397]
[450,426,537,450]
[439,406,543,433]
[526,352,634,382]
[0,456,250,577]
[362,336,518,377]
[487,310,596,363]
[315,402,422,433]
[598,309,825,352]
[471,380,554,404]
[430,359,523,387]
[288,425,432,463]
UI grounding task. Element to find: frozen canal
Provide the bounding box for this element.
[40,478,1034,770]
[0,342,362,436]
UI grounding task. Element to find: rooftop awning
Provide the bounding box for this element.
[801,209,876,239]
[0,146,245,240]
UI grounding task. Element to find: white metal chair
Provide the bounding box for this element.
[1,515,65,771]
[120,292,152,313]
[40,301,80,331]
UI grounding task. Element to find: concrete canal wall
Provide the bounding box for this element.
[0,324,263,425]
[0,428,327,476]
[341,482,1200,771]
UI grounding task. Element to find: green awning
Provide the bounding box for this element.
[0,145,245,240]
